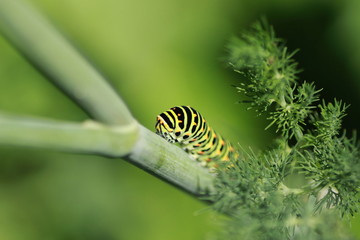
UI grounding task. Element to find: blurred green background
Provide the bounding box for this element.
[0,0,359,239]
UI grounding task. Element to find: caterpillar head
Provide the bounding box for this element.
[155,115,178,143]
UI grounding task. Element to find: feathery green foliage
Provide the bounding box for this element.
[208,19,360,239]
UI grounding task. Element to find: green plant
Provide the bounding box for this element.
[0,0,358,239]
[206,20,359,239]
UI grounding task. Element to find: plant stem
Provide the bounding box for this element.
[0,112,138,157]
[0,0,134,126]
[128,125,216,195]
[278,182,304,196]
[0,112,216,195]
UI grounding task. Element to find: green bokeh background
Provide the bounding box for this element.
[0,0,359,239]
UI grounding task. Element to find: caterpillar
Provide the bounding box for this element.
[155,106,236,168]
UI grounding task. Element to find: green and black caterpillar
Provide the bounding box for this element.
[155,106,237,168]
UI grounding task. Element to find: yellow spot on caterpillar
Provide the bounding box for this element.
[222,156,230,161]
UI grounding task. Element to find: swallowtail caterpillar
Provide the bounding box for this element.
[155,106,237,169]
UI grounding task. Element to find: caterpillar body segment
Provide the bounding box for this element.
[155,106,236,168]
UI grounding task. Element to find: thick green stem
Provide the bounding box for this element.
[128,125,216,195]
[0,112,138,157]
[0,112,216,195]
[0,0,133,126]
